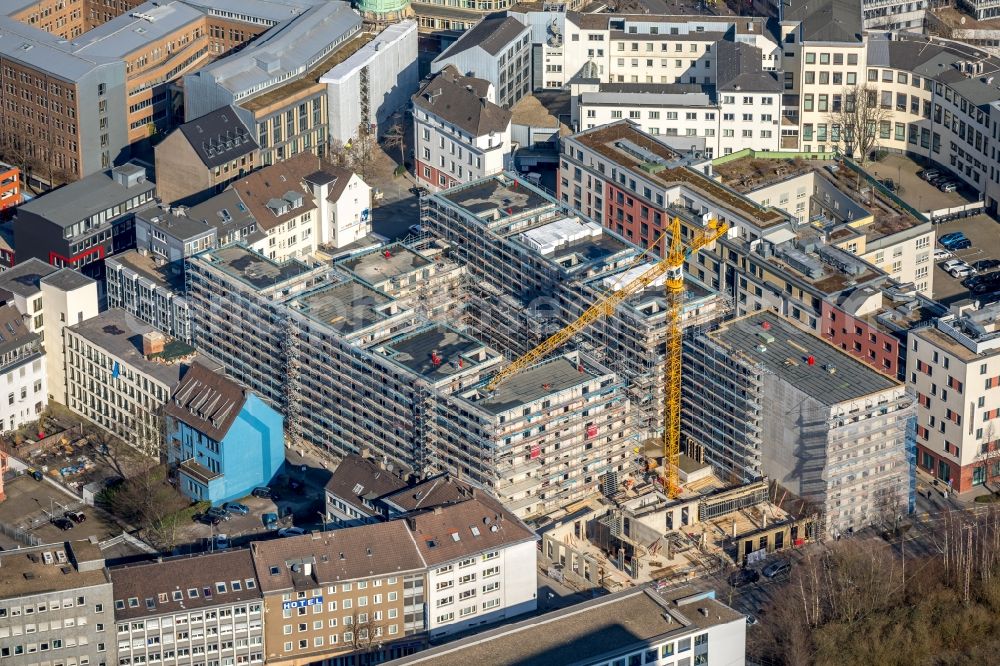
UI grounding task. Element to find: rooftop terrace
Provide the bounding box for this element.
[201,245,314,291]
[110,249,185,291]
[470,354,603,415]
[376,325,500,382]
[442,176,552,221]
[572,123,788,229]
[338,244,433,287]
[711,311,900,404]
[291,279,394,336]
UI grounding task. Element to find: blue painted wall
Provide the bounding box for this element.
[170,393,285,505]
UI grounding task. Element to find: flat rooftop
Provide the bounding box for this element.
[572,123,787,229]
[200,245,314,291]
[0,540,109,597]
[713,157,813,194]
[711,311,899,404]
[472,354,601,415]
[442,176,551,221]
[377,325,497,381]
[386,587,741,666]
[516,216,632,274]
[109,249,184,291]
[67,308,214,387]
[292,279,393,335]
[338,245,433,286]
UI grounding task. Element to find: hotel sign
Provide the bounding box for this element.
[282,597,323,610]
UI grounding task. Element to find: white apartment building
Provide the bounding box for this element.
[415,499,537,638]
[64,309,222,456]
[307,168,372,248]
[571,42,782,157]
[412,67,513,192]
[0,303,46,433]
[862,0,927,29]
[0,262,99,405]
[431,15,532,109]
[508,10,778,90]
[908,302,1000,493]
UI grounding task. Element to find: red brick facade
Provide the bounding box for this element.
[415,160,458,191]
[821,301,901,380]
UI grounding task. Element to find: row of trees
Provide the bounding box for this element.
[750,506,1000,665]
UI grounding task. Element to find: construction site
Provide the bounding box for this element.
[184,173,733,519]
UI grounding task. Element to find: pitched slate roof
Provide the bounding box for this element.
[412,66,512,137]
[109,550,262,621]
[715,41,781,93]
[230,152,321,232]
[250,521,425,592]
[783,0,862,43]
[177,107,258,170]
[163,361,246,442]
[437,15,527,59]
[323,455,408,515]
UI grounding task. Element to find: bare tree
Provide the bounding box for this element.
[345,124,378,182]
[348,611,384,665]
[382,122,406,167]
[827,85,891,164]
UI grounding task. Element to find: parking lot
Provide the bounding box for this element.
[867,154,971,214]
[0,475,123,549]
[931,214,1000,305]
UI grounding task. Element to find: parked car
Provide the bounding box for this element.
[278,527,307,538]
[51,517,74,531]
[213,534,230,550]
[728,568,760,588]
[206,506,231,522]
[880,178,896,192]
[970,276,1000,294]
[196,513,223,526]
[933,248,953,261]
[948,238,973,251]
[824,164,839,175]
[64,510,86,523]
[951,266,975,279]
[939,232,967,244]
[941,259,965,272]
[762,559,791,579]
[262,512,279,529]
[223,502,250,515]
[939,182,958,193]
[919,169,940,181]
[252,487,278,500]
[972,259,1000,271]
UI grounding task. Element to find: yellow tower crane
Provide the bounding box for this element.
[484,216,729,498]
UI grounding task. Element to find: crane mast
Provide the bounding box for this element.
[484,217,729,499]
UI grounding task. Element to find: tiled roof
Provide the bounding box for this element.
[323,455,408,515]
[412,66,512,137]
[230,152,326,232]
[406,495,536,566]
[109,550,262,620]
[164,361,246,442]
[177,107,258,170]
[250,521,425,592]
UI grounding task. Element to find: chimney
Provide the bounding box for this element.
[142,331,166,356]
[433,506,443,515]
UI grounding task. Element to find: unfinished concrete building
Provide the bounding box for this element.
[683,311,914,536]
[420,174,727,439]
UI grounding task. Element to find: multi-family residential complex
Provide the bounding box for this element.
[109,550,265,666]
[185,171,724,518]
[431,15,532,109]
[908,302,1000,492]
[64,308,221,455]
[412,67,513,191]
[685,311,914,535]
[0,540,115,666]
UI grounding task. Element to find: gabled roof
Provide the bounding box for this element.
[407,495,536,567]
[250,521,425,592]
[163,361,246,442]
[782,0,862,43]
[177,107,258,170]
[230,152,321,232]
[110,550,261,621]
[323,454,408,515]
[0,302,38,357]
[412,66,512,137]
[436,15,527,60]
[715,41,781,93]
